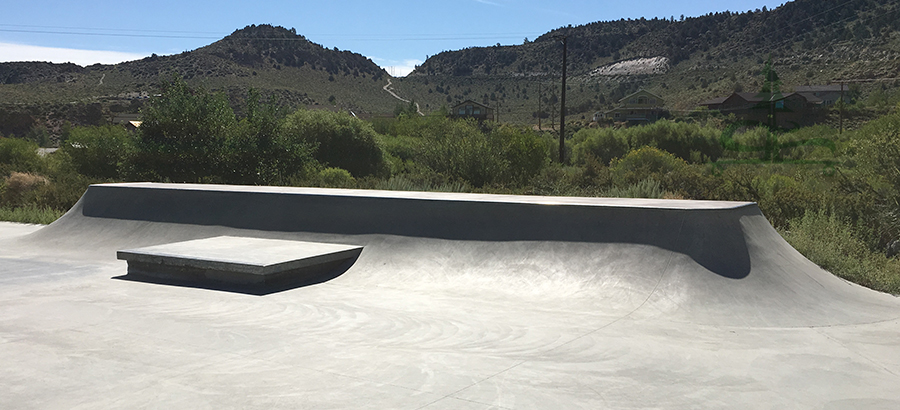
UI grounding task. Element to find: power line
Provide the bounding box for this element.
[0,28,221,40]
[0,25,537,43]
[0,23,224,35]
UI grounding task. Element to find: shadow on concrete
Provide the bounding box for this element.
[112,256,357,296]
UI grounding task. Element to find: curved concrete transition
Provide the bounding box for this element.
[1,182,899,409]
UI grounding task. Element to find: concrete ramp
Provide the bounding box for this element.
[2,182,900,409]
[20,182,900,327]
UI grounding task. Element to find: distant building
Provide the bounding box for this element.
[594,90,665,123]
[793,85,851,106]
[698,91,826,129]
[450,100,494,121]
[111,113,142,130]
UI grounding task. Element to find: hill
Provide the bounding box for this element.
[395,0,900,122]
[0,25,401,138]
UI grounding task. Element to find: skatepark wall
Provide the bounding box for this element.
[61,183,759,278]
[21,182,900,327]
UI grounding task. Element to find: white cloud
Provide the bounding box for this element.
[0,42,147,66]
[371,58,423,77]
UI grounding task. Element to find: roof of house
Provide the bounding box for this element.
[794,85,845,93]
[451,100,492,110]
[618,89,663,103]
[699,97,728,106]
[795,93,824,103]
[733,92,819,103]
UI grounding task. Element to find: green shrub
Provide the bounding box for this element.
[755,173,822,228]
[223,90,316,185]
[411,119,550,188]
[571,120,722,165]
[0,205,64,225]
[282,109,387,178]
[527,165,602,197]
[416,118,503,187]
[722,126,771,160]
[491,125,549,184]
[603,178,664,199]
[777,125,838,161]
[841,111,900,243]
[781,210,900,295]
[610,147,687,186]
[132,77,235,182]
[375,176,467,192]
[23,125,52,147]
[623,120,722,163]
[20,168,94,212]
[61,125,133,179]
[0,138,43,175]
[571,127,628,166]
[316,167,356,188]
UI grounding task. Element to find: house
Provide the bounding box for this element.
[450,100,494,121]
[594,90,665,123]
[793,85,851,106]
[111,113,142,130]
[698,91,826,129]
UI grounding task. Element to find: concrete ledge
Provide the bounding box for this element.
[117,236,362,293]
[77,183,757,278]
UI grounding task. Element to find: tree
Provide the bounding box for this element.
[132,77,236,182]
[759,56,782,95]
[281,109,387,178]
[61,125,133,179]
[223,89,315,185]
[0,138,43,175]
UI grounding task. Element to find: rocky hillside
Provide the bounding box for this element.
[413,0,900,78]
[396,0,900,121]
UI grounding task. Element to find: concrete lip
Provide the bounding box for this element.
[116,236,362,294]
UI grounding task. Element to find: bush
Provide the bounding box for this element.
[1,172,48,207]
[603,178,664,199]
[282,109,387,178]
[623,120,722,163]
[0,205,64,224]
[61,125,133,179]
[610,147,687,186]
[527,164,603,197]
[132,77,236,182]
[409,119,550,188]
[374,176,467,192]
[316,167,356,188]
[842,111,900,244]
[781,210,900,295]
[0,138,43,175]
[572,120,722,165]
[491,125,549,184]
[223,91,315,185]
[571,127,628,166]
[416,118,503,187]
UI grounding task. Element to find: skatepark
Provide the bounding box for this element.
[2,182,899,408]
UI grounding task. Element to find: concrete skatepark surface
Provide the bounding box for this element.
[1,182,899,409]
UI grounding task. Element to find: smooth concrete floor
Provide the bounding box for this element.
[2,221,900,409]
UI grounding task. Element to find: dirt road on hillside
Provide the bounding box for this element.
[383,79,423,116]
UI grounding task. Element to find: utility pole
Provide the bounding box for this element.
[839,81,845,134]
[538,83,542,130]
[558,35,568,164]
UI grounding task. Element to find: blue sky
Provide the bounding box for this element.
[1,0,788,76]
